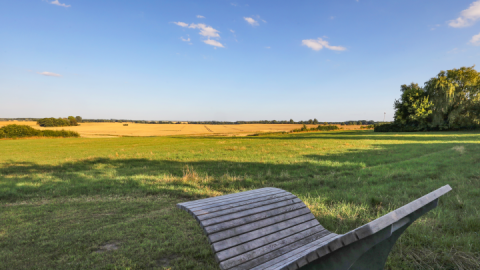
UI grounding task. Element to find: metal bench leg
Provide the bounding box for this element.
[299,199,438,270]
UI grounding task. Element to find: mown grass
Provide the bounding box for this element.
[1,130,479,269]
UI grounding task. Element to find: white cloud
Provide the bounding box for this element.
[37,71,62,77]
[470,32,480,45]
[49,0,70,7]
[173,21,189,27]
[448,0,480,28]
[173,21,223,48]
[197,15,205,19]
[265,46,271,49]
[244,17,259,26]
[203,39,224,48]
[188,23,220,38]
[230,29,235,33]
[180,36,192,45]
[231,3,238,7]
[302,38,346,51]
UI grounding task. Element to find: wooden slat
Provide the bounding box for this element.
[213,213,317,252]
[198,195,298,221]
[259,234,340,270]
[208,207,313,243]
[225,229,332,270]
[178,188,278,208]
[179,188,276,207]
[204,203,309,234]
[215,218,321,261]
[201,198,303,227]
[188,189,288,212]
[191,191,290,214]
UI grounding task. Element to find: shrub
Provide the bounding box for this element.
[0,125,80,138]
[37,117,79,127]
[316,125,339,131]
[291,124,339,133]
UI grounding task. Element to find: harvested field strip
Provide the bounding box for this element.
[204,126,213,132]
[0,121,369,137]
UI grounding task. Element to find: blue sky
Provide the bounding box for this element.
[1,0,480,121]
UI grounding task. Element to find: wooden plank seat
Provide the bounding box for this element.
[177,185,451,270]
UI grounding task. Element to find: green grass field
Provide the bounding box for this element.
[1,130,479,269]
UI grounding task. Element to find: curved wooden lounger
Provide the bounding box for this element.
[177,185,451,270]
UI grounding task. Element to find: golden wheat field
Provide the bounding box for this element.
[0,121,367,137]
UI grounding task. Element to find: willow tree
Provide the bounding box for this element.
[424,66,480,129]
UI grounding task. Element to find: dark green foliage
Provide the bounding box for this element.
[37,117,79,127]
[381,66,480,132]
[291,124,339,132]
[374,123,479,132]
[0,125,80,138]
[75,116,82,123]
[68,116,78,126]
[316,125,339,131]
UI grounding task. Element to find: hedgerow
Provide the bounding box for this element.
[0,125,80,139]
[37,116,79,127]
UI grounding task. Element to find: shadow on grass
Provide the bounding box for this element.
[1,140,477,206]
[208,130,480,142]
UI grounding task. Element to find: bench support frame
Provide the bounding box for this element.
[299,199,439,270]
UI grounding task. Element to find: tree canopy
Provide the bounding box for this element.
[380,66,480,132]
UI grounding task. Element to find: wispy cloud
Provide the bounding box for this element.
[265,46,271,49]
[430,24,441,30]
[174,22,220,38]
[37,71,62,77]
[173,21,189,27]
[231,3,238,7]
[180,36,192,45]
[470,32,480,45]
[302,38,346,51]
[188,23,220,38]
[203,39,224,48]
[448,0,480,28]
[49,0,70,7]
[197,15,205,19]
[244,17,259,26]
[173,22,223,48]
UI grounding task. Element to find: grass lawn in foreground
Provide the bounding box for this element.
[1,130,479,269]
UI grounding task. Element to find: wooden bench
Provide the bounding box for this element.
[177,185,451,270]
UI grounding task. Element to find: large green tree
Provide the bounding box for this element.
[391,66,480,131]
[424,66,480,129]
[394,83,433,129]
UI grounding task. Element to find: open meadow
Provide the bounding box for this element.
[0,121,366,137]
[1,130,479,269]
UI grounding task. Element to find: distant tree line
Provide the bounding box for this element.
[0,124,80,139]
[376,66,480,132]
[37,116,82,127]
[2,117,378,126]
[292,124,340,132]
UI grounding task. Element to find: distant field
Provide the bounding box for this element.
[0,121,367,138]
[1,130,479,269]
